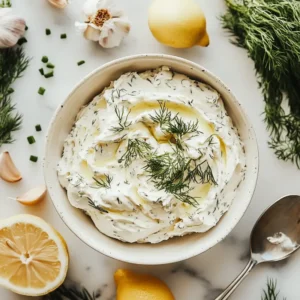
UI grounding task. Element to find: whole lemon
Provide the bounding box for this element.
[114,269,175,300]
[148,0,209,48]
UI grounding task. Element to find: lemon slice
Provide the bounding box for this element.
[0,214,69,296]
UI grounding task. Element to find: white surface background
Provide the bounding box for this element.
[0,0,299,299]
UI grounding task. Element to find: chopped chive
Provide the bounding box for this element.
[39,68,44,75]
[27,136,36,144]
[45,28,51,35]
[17,37,27,45]
[30,155,38,162]
[41,56,48,63]
[77,60,85,66]
[25,25,28,31]
[38,87,46,95]
[44,71,54,78]
[46,63,55,69]
[35,124,42,132]
[60,33,67,39]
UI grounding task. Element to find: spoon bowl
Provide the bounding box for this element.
[251,195,300,263]
[216,195,300,300]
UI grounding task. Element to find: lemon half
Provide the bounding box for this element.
[0,214,69,296]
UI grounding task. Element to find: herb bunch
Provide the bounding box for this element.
[0,47,29,146]
[222,0,300,168]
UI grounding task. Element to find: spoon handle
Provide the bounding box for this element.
[215,259,257,300]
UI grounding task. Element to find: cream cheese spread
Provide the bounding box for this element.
[57,67,246,243]
[267,232,297,251]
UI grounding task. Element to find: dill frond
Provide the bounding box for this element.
[110,106,132,133]
[87,197,108,213]
[90,175,113,189]
[150,100,172,126]
[262,279,286,300]
[222,0,300,168]
[0,47,29,146]
[44,284,97,300]
[118,138,152,167]
[166,115,199,137]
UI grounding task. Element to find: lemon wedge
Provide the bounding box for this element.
[0,214,69,296]
[115,269,175,300]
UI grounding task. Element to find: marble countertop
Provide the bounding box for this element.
[1,0,300,299]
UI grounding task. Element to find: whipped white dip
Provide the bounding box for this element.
[267,232,297,251]
[57,67,246,243]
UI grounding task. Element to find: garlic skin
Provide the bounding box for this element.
[47,0,68,9]
[75,0,130,48]
[0,8,26,49]
[0,151,22,182]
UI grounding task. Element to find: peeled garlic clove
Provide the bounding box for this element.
[0,152,22,183]
[99,18,130,48]
[0,8,26,49]
[47,0,68,9]
[17,185,47,206]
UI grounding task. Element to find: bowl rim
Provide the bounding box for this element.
[44,53,259,265]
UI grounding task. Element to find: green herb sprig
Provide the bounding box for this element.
[222,0,300,168]
[118,138,152,167]
[87,197,108,213]
[262,279,286,300]
[91,175,113,189]
[110,106,132,133]
[45,284,97,300]
[0,47,29,146]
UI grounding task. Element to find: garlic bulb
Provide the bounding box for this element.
[75,0,130,48]
[0,8,26,48]
[0,151,22,182]
[47,0,68,9]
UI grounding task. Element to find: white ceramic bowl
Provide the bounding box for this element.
[44,54,258,265]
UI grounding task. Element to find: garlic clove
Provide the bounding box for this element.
[16,185,47,206]
[0,152,22,183]
[99,18,130,48]
[47,0,68,9]
[0,8,26,49]
[84,24,101,41]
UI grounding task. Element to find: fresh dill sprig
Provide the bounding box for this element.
[0,47,30,146]
[150,101,199,137]
[187,159,217,185]
[87,197,108,213]
[150,101,172,127]
[222,0,300,168]
[110,106,132,133]
[167,115,199,137]
[118,138,152,167]
[44,284,97,300]
[262,279,286,300]
[144,145,216,206]
[91,175,113,189]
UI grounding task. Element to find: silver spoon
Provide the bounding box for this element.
[216,195,300,300]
